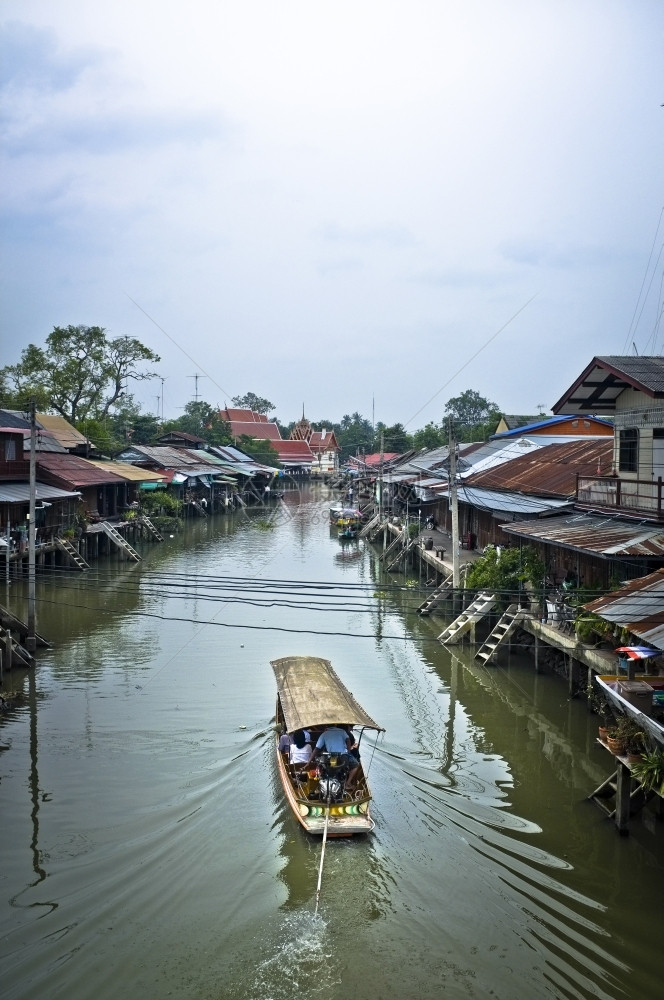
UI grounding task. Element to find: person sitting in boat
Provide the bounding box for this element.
[289,730,313,771]
[311,724,359,788]
[278,728,292,756]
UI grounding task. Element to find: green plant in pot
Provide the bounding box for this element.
[586,685,615,737]
[630,748,664,794]
[606,714,642,755]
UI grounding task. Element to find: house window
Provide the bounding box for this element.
[5,439,16,460]
[618,429,638,473]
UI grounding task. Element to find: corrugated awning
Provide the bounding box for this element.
[0,482,81,503]
[271,656,384,732]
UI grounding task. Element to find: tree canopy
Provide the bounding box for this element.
[444,389,500,442]
[162,400,231,446]
[0,326,160,423]
[231,392,275,415]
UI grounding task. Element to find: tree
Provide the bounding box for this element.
[380,422,412,454]
[236,435,280,466]
[338,413,374,460]
[162,401,231,446]
[0,326,160,423]
[412,422,446,450]
[231,392,275,415]
[108,397,161,446]
[444,389,500,442]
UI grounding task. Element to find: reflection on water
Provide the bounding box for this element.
[1,488,662,1000]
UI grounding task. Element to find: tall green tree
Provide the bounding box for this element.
[231,392,275,415]
[412,422,446,450]
[162,400,231,446]
[0,325,160,423]
[236,435,280,466]
[444,389,501,442]
[338,412,374,460]
[378,422,412,454]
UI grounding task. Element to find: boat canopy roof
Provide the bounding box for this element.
[271,655,384,733]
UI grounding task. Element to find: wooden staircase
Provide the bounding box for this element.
[437,591,495,645]
[100,522,142,562]
[386,536,417,572]
[56,537,90,571]
[588,757,648,824]
[0,606,51,649]
[474,603,527,665]
[379,528,408,562]
[139,515,164,541]
[358,513,380,538]
[191,500,208,517]
[418,571,454,615]
[0,627,36,668]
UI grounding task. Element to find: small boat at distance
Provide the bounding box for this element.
[271,655,384,837]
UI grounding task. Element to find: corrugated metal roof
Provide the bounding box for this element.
[85,460,167,483]
[117,445,222,468]
[464,439,613,498]
[502,512,664,557]
[456,485,572,516]
[584,569,664,650]
[0,482,82,503]
[36,453,126,486]
[492,415,613,437]
[35,413,89,449]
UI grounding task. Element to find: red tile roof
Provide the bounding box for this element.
[273,440,314,462]
[230,420,282,440]
[222,407,258,422]
[309,430,340,451]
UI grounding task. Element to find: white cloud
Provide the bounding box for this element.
[1,1,663,425]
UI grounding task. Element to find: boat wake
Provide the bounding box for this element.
[243,910,339,1000]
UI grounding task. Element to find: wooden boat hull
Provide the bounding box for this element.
[271,655,384,838]
[275,737,375,837]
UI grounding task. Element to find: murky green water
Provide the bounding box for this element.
[1,486,662,999]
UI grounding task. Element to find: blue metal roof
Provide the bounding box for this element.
[491,415,613,438]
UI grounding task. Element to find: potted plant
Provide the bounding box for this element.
[630,748,664,794]
[586,685,615,740]
[605,715,644,757]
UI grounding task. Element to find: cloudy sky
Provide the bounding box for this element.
[1,1,663,430]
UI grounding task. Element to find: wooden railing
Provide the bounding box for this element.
[576,475,663,518]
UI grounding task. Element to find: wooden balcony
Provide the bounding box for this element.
[576,475,663,519]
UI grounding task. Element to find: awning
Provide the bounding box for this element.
[0,482,82,503]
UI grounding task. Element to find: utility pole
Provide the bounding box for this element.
[27,400,37,651]
[449,418,460,590]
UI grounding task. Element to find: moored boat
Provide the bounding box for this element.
[271,655,384,836]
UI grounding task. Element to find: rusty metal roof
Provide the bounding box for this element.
[36,453,126,487]
[464,439,614,498]
[501,512,664,558]
[584,569,664,650]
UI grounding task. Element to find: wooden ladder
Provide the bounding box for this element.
[55,536,91,571]
[100,522,142,562]
[0,626,36,669]
[358,513,380,538]
[588,756,649,831]
[474,603,527,665]
[386,535,417,572]
[139,515,164,541]
[418,571,454,615]
[379,527,408,562]
[0,605,51,647]
[436,591,496,645]
[191,500,208,517]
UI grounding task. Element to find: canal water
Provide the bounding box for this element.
[1,486,662,1000]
